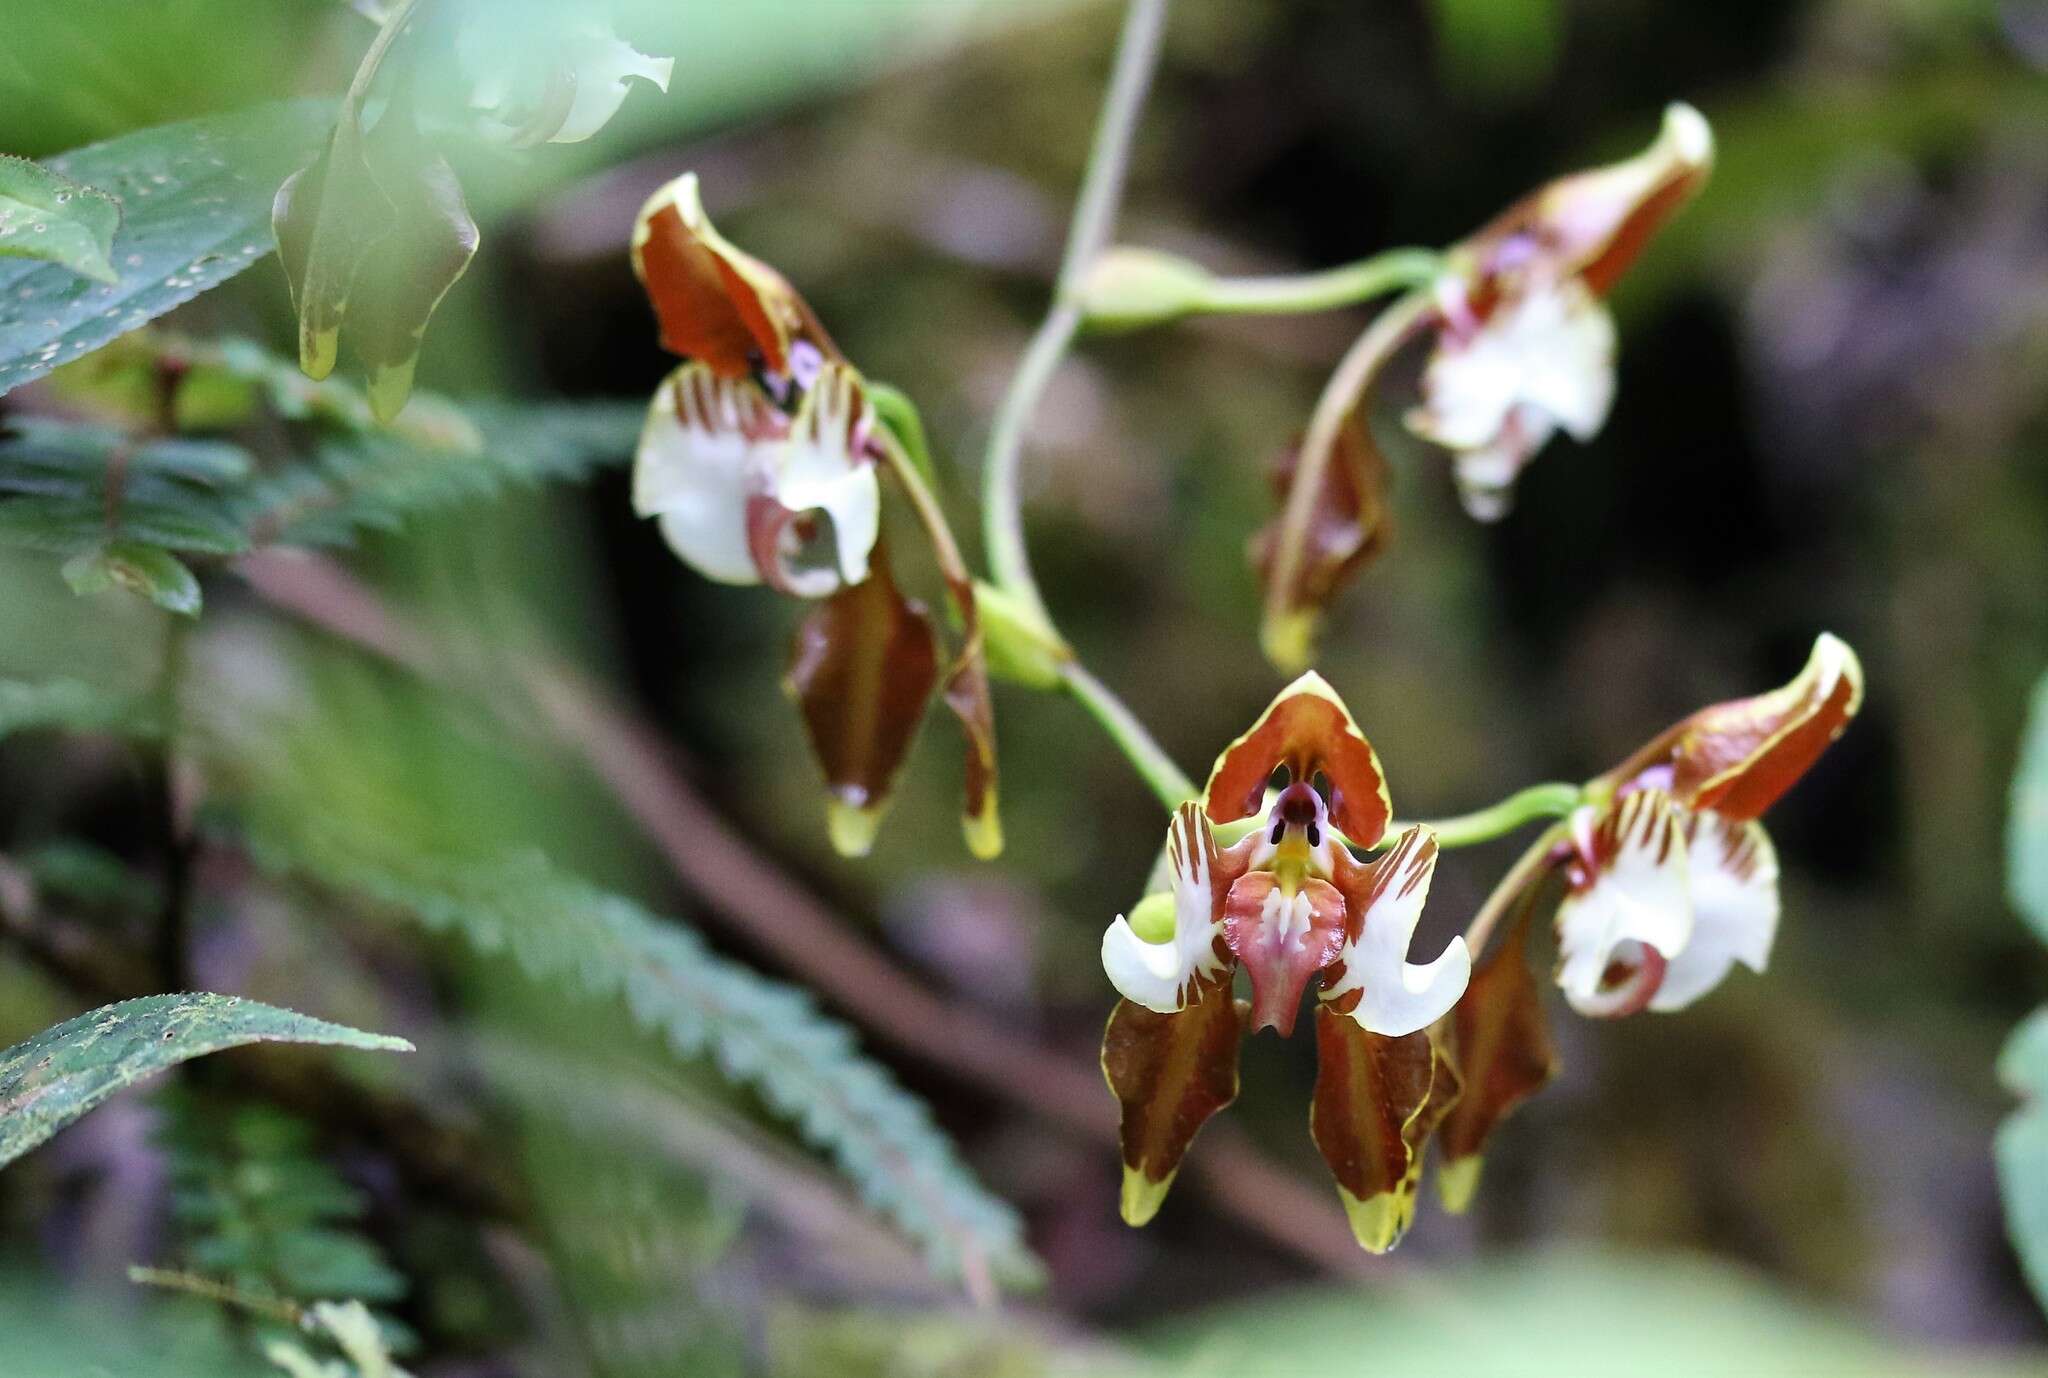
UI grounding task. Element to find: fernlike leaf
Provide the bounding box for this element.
[0,993,412,1171]
[0,101,331,396]
[234,808,1040,1293]
[0,155,120,284]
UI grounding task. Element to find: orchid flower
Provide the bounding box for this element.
[628,174,1000,857]
[1255,104,1714,673]
[1099,673,1471,1251]
[1408,102,1714,519]
[1436,632,1865,1210]
[631,174,879,598]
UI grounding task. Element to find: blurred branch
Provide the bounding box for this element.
[238,549,1373,1276]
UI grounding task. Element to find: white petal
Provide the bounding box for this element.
[1100,802,1225,1013]
[1411,282,1616,462]
[1650,814,1780,1011]
[773,368,880,591]
[633,370,761,586]
[1556,791,1692,1015]
[1321,827,1471,1037]
[1514,282,1616,440]
[1413,326,1525,450]
[550,29,675,144]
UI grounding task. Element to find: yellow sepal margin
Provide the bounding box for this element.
[1121,1166,1177,1227]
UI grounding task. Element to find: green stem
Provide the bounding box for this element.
[982,0,1170,628]
[1195,248,1442,317]
[1392,781,1583,850]
[1060,662,1197,811]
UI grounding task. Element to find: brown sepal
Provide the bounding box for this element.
[1435,903,1558,1212]
[785,543,938,855]
[1101,979,1245,1226]
[1308,1009,1462,1252]
[1248,407,1392,654]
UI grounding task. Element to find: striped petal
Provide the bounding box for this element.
[1203,672,1393,848]
[1554,790,1691,1018]
[1102,803,1230,1014]
[1650,812,1779,1012]
[1321,827,1471,1037]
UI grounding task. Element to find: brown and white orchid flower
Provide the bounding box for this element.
[1408,102,1713,520]
[1099,673,1470,1251]
[1436,632,1863,1208]
[628,173,1000,857]
[1255,104,1713,674]
[630,174,878,598]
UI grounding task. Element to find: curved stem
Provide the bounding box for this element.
[981,303,1080,627]
[1055,0,1172,292]
[1391,781,1582,850]
[1259,290,1431,663]
[1060,662,1197,811]
[983,0,1170,627]
[1195,248,1441,318]
[1462,822,1568,960]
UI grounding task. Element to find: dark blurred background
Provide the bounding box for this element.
[4,0,2048,1372]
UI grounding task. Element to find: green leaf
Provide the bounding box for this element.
[2010,672,2048,942]
[0,676,159,740]
[278,12,479,422]
[1998,1009,2048,1319]
[63,539,204,615]
[0,101,330,397]
[0,994,412,1171]
[1156,1246,2040,1377]
[0,154,120,284]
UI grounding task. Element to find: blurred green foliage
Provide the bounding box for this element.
[1,0,2046,1373]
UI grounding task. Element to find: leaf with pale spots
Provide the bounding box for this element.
[0,102,331,396]
[0,156,120,284]
[0,993,411,1171]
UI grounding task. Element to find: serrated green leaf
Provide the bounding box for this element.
[0,154,120,284]
[0,101,330,396]
[63,540,204,615]
[237,821,1039,1293]
[0,994,412,1171]
[2010,673,2048,943]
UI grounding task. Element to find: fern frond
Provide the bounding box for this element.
[232,809,1039,1293]
[0,336,639,599]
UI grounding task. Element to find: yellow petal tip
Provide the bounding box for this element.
[1120,1166,1175,1227]
[963,803,1003,861]
[1437,1155,1482,1215]
[1260,610,1317,676]
[827,800,882,858]
[1336,1184,1412,1254]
